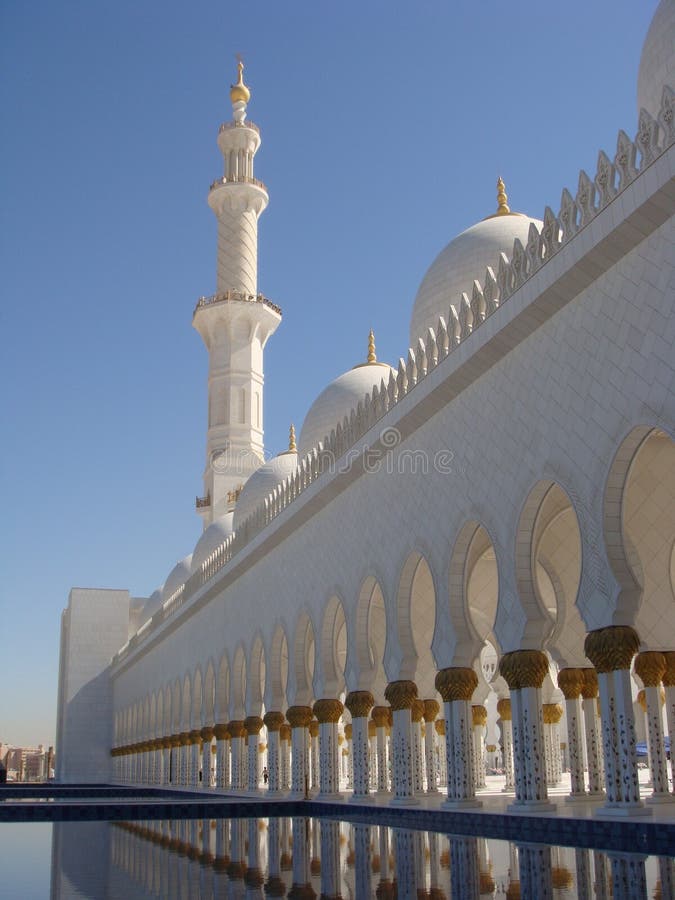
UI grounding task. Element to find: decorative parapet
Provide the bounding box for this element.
[111,86,675,669]
[195,493,211,509]
[193,291,282,317]
[219,119,260,136]
[209,174,267,192]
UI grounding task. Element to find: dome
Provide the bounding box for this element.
[191,513,235,573]
[299,332,395,455]
[637,0,675,120]
[161,556,192,603]
[410,182,542,346]
[233,436,299,531]
[142,587,164,622]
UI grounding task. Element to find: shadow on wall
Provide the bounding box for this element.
[60,670,112,784]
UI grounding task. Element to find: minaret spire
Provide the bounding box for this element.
[496,176,511,215]
[193,62,282,526]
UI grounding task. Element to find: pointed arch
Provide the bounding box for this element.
[203,659,216,727]
[354,576,387,694]
[216,653,230,724]
[396,551,437,694]
[231,645,247,719]
[318,595,347,698]
[268,624,289,711]
[290,611,315,706]
[248,633,266,717]
[192,666,203,729]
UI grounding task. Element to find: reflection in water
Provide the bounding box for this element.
[48,815,672,898]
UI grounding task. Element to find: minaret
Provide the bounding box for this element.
[193,61,281,527]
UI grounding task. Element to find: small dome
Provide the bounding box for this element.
[161,556,192,603]
[637,0,675,120]
[142,587,164,622]
[191,513,235,573]
[410,182,541,346]
[299,332,394,455]
[233,448,298,531]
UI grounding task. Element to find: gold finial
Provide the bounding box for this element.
[230,56,251,105]
[288,424,297,452]
[496,176,510,215]
[367,329,377,364]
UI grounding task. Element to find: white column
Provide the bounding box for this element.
[214,726,228,789]
[372,707,390,794]
[435,719,447,787]
[497,700,515,792]
[280,726,291,790]
[263,713,284,795]
[287,707,311,797]
[472,705,487,789]
[201,730,213,788]
[384,681,419,806]
[345,692,374,801]
[313,699,343,800]
[309,722,320,793]
[229,723,244,791]
[542,704,563,787]
[634,652,670,802]
[411,701,425,795]
[664,654,675,792]
[436,668,480,808]
[190,734,201,788]
[581,670,605,796]
[244,717,263,792]
[423,700,439,794]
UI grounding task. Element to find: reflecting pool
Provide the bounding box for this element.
[2,816,673,898]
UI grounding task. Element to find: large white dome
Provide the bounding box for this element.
[299,360,394,455]
[191,512,235,573]
[233,449,298,530]
[637,0,675,120]
[161,555,192,603]
[410,199,542,347]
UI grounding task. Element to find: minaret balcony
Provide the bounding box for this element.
[209,174,267,192]
[219,119,260,136]
[193,291,282,317]
[195,494,211,510]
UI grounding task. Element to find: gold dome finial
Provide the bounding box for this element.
[230,56,251,105]
[367,329,377,364]
[289,424,297,452]
[496,176,511,215]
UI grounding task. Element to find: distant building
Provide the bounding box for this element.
[0,743,53,782]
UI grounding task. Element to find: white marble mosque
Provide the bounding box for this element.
[56,1,675,825]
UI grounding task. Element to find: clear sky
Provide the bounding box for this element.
[0,1,656,747]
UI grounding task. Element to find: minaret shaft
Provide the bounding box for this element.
[193,64,281,527]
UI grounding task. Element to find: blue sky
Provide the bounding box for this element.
[0,1,656,746]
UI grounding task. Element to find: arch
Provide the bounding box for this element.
[396,550,437,695]
[604,427,675,646]
[149,693,157,737]
[171,679,181,733]
[317,594,347,698]
[446,521,496,667]
[353,576,387,695]
[231,645,247,719]
[290,611,316,706]
[156,690,164,739]
[216,653,230,724]
[192,666,203,729]
[248,633,266,717]
[163,685,172,735]
[203,659,216,726]
[268,624,289,711]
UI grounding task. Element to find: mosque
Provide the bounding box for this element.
[56,0,675,820]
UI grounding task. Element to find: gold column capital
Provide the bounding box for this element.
[368,720,377,738]
[663,651,675,687]
[345,690,375,718]
[313,698,344,724]
[263,711,285,732]
[435,666,478,702]
[244,716,264,736]
[434,718,446,736]
[189,729,202,745]
[499,649,549,690]
[213,723,230,741]
[584,625,640,673]
[422,699,440,721]
[285,705,313,728]
[542,703,563,724]
[279,723,292,741]
[309,719,320,737]
[200,726,214,742]
[496,697,512,721]
[472,705,488,727]
[557,667,585,700]
[228,720,246,739]
[344,724,352,740]
[634,650,666,687]
[384,680,418,710]
[580,667,599,699]
[637,689,647,712]
[371,705,392,727]
[411,698,425,722]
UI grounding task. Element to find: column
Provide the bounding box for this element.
[423,699,440,794]
[498,650,552,810]
[435,667,480,809]
[265,818,284,897]
[517,844,553,897]
[319,819,341,899]
[410,699,425,795]
[384,680,419,806]
[228,721,245,791]
[584,625,646,814]
[286,705,312,797]
[435,718,447,788]
[634,651,670,802]
[189,731,202,788]
[541,703,563,787]
[263,712,285,795]
[345,690,375,801]
[213,724,229,790]
[291,817,312,895]
[179,733,191,786]
[449,835,480,900]
[497,698,515,792]
[171,736,181,785]
[472,704,488,789]
[244,716,264,792]
[664,652,675,793]
[200,728,213,789]
[581,668,605,797]
[343,725,352,789]
[353,823,372,899]
[309,720,320,793]
[279,724,291,791]
[313,698,344,800]
[368,720,377,791]
[606,852,648,900]
[372,706,390,794]
[557,668,586,800]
